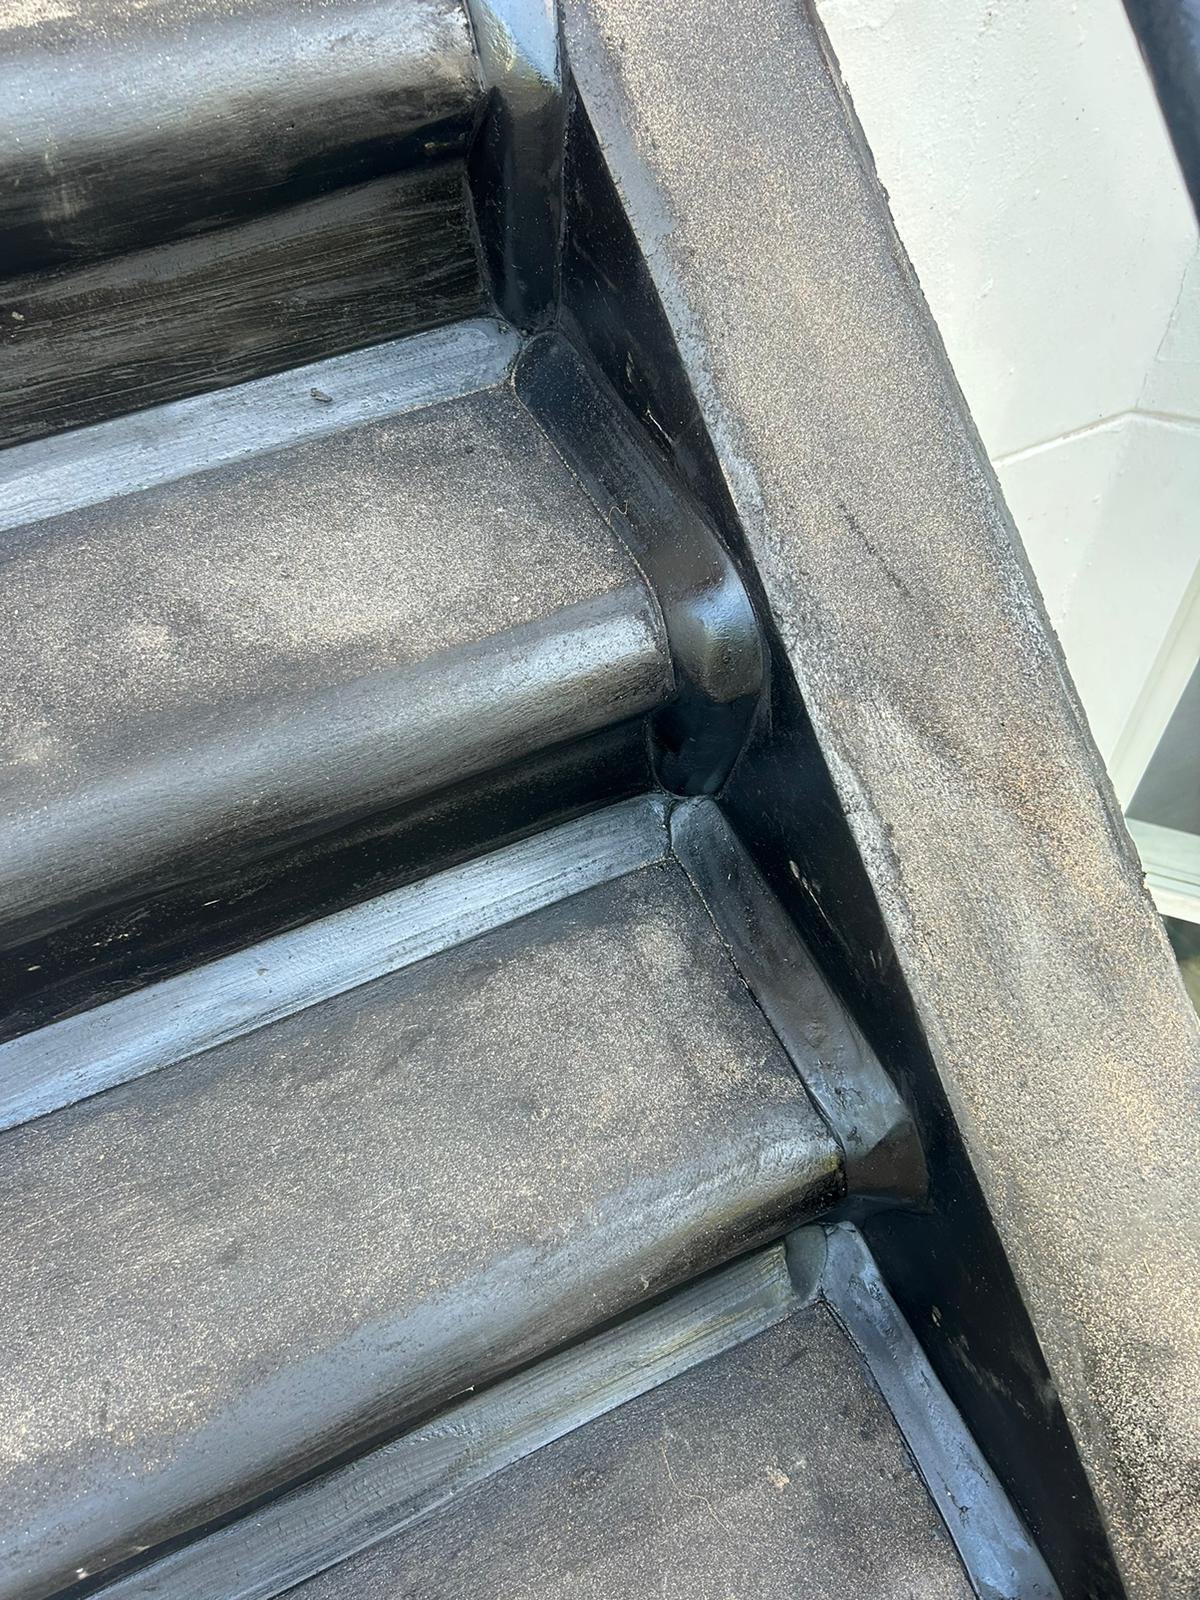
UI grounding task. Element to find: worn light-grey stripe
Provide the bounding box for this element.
[0,318,520,533]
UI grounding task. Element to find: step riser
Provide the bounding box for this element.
[0,797,671,1130]
[0,718,655,1042]
[97,1246,807,1600]
[1,168,486,448]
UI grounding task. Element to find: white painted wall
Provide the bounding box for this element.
[816,0,1200,803]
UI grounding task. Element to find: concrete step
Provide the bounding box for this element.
[0,321,681,1030]
[0,799,846,1600]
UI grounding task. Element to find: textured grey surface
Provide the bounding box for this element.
[294,1305,973,1600]
[0,318,520,535]
[562,4,1200,1595]
[0,378,635,798]
[0,860,842,1600]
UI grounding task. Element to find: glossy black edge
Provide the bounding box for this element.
[554,74,1124,1600]
[85,1246,802,1600]
[820,1224,1062,1600]
[514,332,765,795]
[557,89,752,554]
[671,796,927,1213]
[464,0,565,328]
[1122,0,1200,219]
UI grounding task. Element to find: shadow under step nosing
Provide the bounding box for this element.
[0,795,672,1132]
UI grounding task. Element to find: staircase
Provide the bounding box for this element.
[0,3,1068,1597]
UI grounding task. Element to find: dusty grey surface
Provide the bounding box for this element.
[0,373,661,956]
[294,1305,973,1600]
[0,0,460,42]
[0,860,841,1600]
[0,380,637,805]
[563,3,1200,1596]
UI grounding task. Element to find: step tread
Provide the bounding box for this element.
[0,348,672,980]
[293,1304,974,1600]
[1,375,637,801]
[0,832,843,1599]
